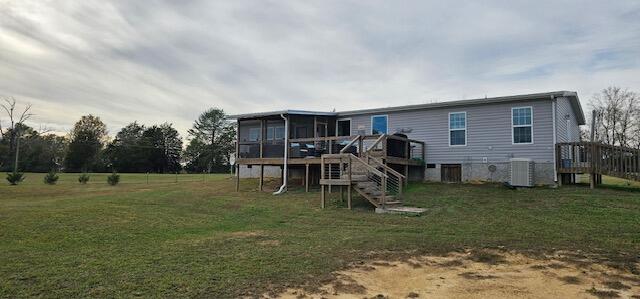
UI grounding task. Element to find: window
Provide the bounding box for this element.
[371,115,388,135]
[248,127,260,141]
[512,107,533,144]
[274,126,285,140]
[266,126,285,140]
[449,112,466,146]
[337,119,351,136]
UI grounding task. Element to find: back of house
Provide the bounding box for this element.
[229,91,585,186]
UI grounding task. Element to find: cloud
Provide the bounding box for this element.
[1,0,639,136]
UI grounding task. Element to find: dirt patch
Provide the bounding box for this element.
[559,276,582,285]
[587,287,620,298]
[467,250,506,265]
[275,250,640,298]
[458,272,498,280]
[603,280,631,290]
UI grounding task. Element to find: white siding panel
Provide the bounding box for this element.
[555,97,581,143]
[350,100,555,164]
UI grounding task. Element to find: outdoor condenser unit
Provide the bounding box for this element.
[510,158,534,187]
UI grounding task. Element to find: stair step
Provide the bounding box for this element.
[350,175,368,182]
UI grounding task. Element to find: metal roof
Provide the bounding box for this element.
[226,109,337,120]
[226,91,585,125]
[337,91,585,125]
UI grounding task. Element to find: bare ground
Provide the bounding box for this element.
[273,250,640,299]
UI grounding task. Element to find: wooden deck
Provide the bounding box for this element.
[556,142,640,187]
[235,134,426,197]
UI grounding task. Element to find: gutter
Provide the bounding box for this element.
[273,113,289,195]
[551,96,558,183]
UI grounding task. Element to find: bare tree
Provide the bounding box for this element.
[589,87,639,147]
[1,97,34,172]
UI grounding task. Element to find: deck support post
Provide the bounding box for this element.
[340,186,345,202]
[235,164,240,191]
[259,165,264,191]
[404,165,409,187]
[590,173,595,189]
[280,165,284,185]
[305,163,309,192]
[321,185,325,209]
[347,186,352,209]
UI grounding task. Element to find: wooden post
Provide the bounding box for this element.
[260,120,264,158]
[321,185,325,209]
[235,164,240,191]
[348,155,352,210]
[305,163,309,192]
[321,156,325,208]
[404,164,409,187]
[340,186,344,202]
[259,165,264,191]
[280,165,284,185]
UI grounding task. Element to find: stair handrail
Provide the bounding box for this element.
[366,134,387,153]
[339,135,361,154]
[366,155,406,179]
[347,153,388,178]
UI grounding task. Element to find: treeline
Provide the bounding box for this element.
[1,99,236,174]
[588,86,640,148]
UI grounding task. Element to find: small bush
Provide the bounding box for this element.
[107,172,120,186]
[6,172,25,185]
[44,171,59,185]
[78,173,90,184]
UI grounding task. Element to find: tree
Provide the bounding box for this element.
[590,87,639,147]
[0,97,33,172]
[141,123,182,173]
[185,108,236,172]
[105,122,148,172]
[64,115,108,172]
[12,125,67,172]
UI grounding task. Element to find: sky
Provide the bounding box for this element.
[1,0,640,137]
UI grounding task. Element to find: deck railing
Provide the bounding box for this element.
[556,142,640,181]
[238,134,426,164]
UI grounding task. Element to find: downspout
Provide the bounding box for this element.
[274,113,289,195]
[551,96,558,183]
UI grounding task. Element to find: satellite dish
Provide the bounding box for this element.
[488,164,497,173]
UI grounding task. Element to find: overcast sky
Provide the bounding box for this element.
[1,1,639,137]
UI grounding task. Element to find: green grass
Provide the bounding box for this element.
[1,173,639,298]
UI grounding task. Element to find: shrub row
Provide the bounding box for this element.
[6,172,120,186]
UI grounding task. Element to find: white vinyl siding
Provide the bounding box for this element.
[347,100,555,164]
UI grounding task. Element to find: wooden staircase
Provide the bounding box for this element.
[319,135,424,214]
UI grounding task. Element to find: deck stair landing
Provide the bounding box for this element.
[320,147,425,215]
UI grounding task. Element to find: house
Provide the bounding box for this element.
[228,91,585,209]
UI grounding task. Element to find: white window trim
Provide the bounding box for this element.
[448,111,467,147]
[336,118,352,137]
[370,114,388,135]
[511,106,534,145]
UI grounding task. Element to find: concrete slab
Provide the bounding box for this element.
[375,206,426,216]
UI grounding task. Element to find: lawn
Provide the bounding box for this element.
[1,173,639,298]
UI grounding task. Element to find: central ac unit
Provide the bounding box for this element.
[510,158,534,187]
